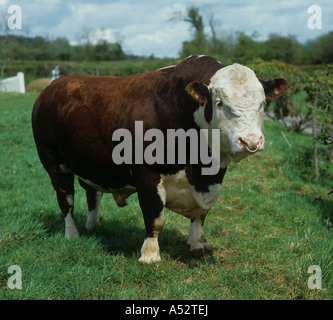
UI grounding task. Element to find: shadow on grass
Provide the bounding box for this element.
[89,219,195,262]
[37,208,198,263]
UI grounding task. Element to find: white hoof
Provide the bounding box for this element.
[138,254,161,264]
[85,214,100,230]
[139,238,161,264]
[65,214,80,238]
[65,227,79,238]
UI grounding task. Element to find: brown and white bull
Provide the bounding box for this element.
[32,55,290,263]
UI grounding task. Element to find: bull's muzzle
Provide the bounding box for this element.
[237,134,264,153]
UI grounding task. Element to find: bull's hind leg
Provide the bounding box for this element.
[33,139,79,238]
[53,170,79,238]
[78,178,103,230]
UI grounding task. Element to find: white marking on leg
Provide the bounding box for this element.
[139,210,165,264]
[86,191,103,230]
[188,218,204,249]
[65,213,79,238]
[139,237,161,264]
[64,194,79,238]
[66,194,74,207]
[187,217,211,255]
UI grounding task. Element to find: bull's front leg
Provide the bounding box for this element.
[139,208,165,264]
[187,212,213,257]
[133,167,166,264]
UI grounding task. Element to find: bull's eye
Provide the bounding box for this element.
[216,99,223,107]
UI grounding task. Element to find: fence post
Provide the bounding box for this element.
[17,72,25,93]
[312,108,319,181]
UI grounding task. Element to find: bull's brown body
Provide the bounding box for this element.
[32,55,289,263]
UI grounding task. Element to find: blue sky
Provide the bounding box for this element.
[1,0,333,57]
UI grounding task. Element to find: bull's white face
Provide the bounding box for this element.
[194,63,265,168]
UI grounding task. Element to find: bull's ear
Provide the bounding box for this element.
[260,78,291,100]
[185,81,210,104]
[185,81,213,123]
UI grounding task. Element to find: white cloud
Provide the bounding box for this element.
[80,28,117,45]
[124,21,190,57]
[3,0,333,57]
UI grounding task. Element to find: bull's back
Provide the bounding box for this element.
[32,76,116,166]
[32,72,166,189]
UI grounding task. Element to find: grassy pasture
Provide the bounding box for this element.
[0,92,332,300]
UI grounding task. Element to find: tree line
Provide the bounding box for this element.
[177,7,333,65]
[0,34,126,62]
[0,6,332,65]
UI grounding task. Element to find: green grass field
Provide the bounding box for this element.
[0,92,332,300]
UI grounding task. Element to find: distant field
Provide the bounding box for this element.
[3,59,178,88]
[0,92,332,300]
[2,58,324,90]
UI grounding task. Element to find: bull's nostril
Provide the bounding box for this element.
[238,135,263,153]
[238,137,256,152]
[237,137,247,149]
